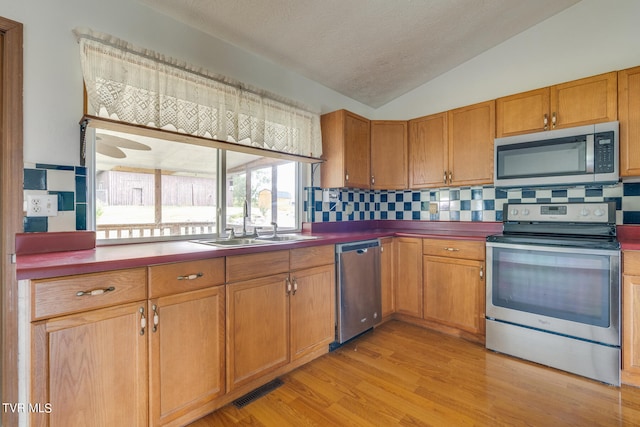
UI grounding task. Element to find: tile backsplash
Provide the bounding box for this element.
[23,163,87,232]
[305,183,640,225]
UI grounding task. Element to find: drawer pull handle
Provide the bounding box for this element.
[177,272,203,280]
[443,247,460,252]
[76,286,115,297]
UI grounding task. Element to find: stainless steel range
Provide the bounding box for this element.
[485,201,621,385]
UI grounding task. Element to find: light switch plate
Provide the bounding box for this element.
[26,194,58,217]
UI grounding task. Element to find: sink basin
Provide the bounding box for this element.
[255,234,319,242]
[194,234,318,247]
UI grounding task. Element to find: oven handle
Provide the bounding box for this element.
[485,241,620,257]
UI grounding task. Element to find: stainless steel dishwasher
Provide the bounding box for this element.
[335,239,382,345]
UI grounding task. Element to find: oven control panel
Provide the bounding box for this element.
[504,202,613,223]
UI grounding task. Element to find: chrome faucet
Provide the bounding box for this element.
[270,222,278,238]
[242,199,248,237]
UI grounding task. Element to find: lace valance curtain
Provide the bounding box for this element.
[73,28,322,160]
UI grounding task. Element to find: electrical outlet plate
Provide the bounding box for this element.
[429,202,439,214]
[26,194,58,217]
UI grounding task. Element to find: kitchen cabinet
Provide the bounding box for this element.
[408,112,448,188]
[447,100,495,186]
[30,268,148,427]
[226,246,335,391]
[496,72,617,137]
[394,237,423,318]
[380,237,395,318]
[423,239,486,340]
[618,66,640,177]
[622,251,640,386]
[321,109,371,189]
[148,258,225,426]
[370,120,408,189]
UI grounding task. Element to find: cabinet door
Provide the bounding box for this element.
[290,264,335,361]
[149,286,225,426]
[226,273,289,391]
[371,120,408,189]
[408,112,448,188]
[619,66,640,177]
[496,87,550,137]
[31,302,148,427]
[423,256,485,335]
[623,274,640,384]
[394,238,423,318]
[447,100,495,186]
[550,71,617,129]
[380,238,395,318]
[344,111,371,188]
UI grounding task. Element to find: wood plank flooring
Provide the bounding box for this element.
[188,320,640,426]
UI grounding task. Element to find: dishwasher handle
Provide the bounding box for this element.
[336,239,380,254]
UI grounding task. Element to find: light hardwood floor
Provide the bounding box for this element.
[189,320,640,426]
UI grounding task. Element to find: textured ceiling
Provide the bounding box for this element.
[140,0,581,108]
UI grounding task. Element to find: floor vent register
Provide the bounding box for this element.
[232,378,284,408]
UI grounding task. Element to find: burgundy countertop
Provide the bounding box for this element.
[16,220,503,280]
[619,225,640,251]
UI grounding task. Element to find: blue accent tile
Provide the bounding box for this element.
[76,203,87,230]
[568,197,585,203]
[472,211,483,221]
[395,193,403,202]
[623,211,640,224]
[412,192,420,201]
[348,192,355,202]
[329,202,337,211]
[336,212,343,221]
[315,201,323,211]
[35,163,74,171]
[322,212,329,222]
[395,211,403,220]
[430,192,437,201]
[450,211,460,221]
[381,194,387,202]
[359,193,365,202]
[450,190,460,201]
[586,188,603,197]
[496,211,504,221]
[49,191,74,211]
[508,198,522,203]
[381,211,388,219]
[421,201,429,211]
[461,200,471,210]
[388,202,396,211]
[483,200,495,210]
[412,211,420,220]
[471,189,482,200]
[375,203,380,211]
[369,193,375,202]
[359,211,365,220]
[75,166,87,175]
[495,189,508,199]
[24,216,47,232]
[536,198,552,203]
[624,183,640,196]
[364,202,370,211]
[404,202,411,211]
[552,189,567,197]
[354,202,360,211]
[75,175,87,203]
[24,169,47,190]
[522,190,536,199]
[369,211,375,220]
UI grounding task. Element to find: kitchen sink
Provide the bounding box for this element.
[194,234,318,247]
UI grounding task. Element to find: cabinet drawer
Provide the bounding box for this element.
[423,238,485,260]
[226,250,290,283]
[290,245,334,270]
[624,251,640,276]
[32,268,147,320]
[149,258,225,298]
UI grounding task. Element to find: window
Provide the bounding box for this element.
[93,128,303,242]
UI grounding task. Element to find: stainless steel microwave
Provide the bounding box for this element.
[494,121,619,188]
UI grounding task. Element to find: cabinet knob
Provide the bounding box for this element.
[543,113,548,131]
[552,112,557,129]
[443,171,447,184]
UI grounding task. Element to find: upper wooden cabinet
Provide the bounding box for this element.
[408,112,448,188]
[370,120,408,189]
[408,101,494,189]
[447,100,495,187]
[496,71,618,137]
[321,109,371,189]
[618,65,640,177]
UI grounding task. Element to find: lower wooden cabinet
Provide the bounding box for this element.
[623,251,640,386]
[31,302,149,427]
[149,286,225,426]
[394,237,423,318]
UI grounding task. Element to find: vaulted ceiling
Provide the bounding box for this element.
[141,0,581,108]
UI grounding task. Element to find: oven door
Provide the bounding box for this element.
[486,241,620,346]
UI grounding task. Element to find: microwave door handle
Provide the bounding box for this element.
[586,134,595,173]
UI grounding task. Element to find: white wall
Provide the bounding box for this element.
[2,0,640,166]
[0,0,373,166]
[375,0,640,119]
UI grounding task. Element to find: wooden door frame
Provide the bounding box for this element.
[1,15,23,427]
